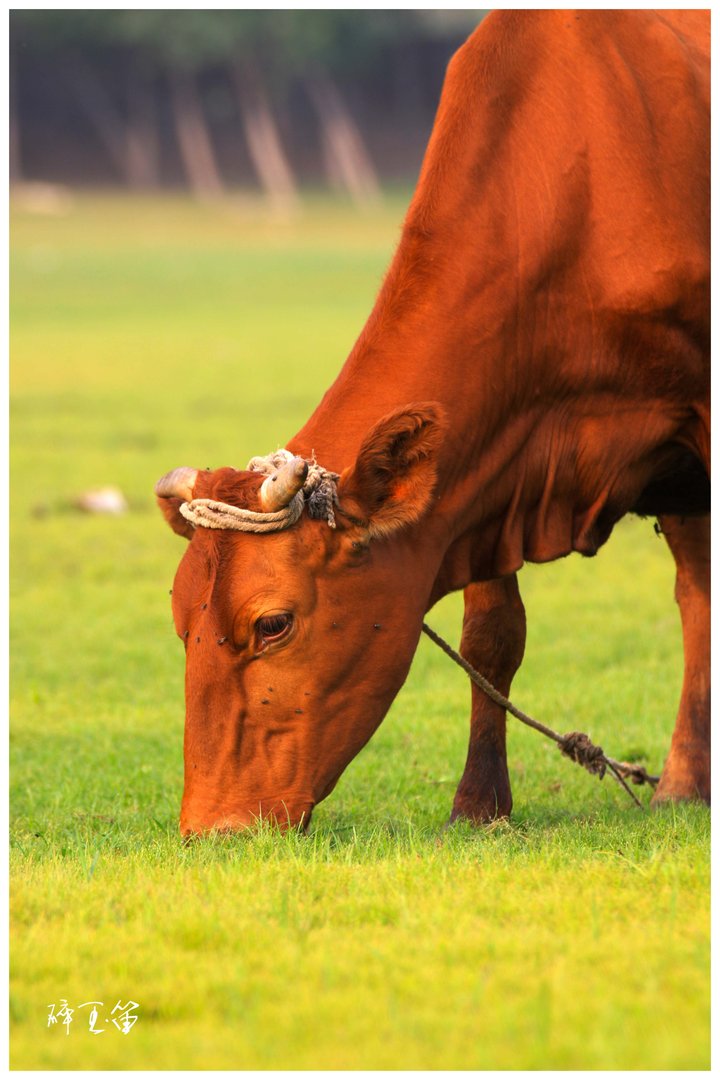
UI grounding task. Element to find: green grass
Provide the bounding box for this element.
[11,192,709,1070]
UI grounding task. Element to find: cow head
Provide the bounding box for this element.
[157,404,445,835]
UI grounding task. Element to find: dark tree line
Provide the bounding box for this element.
[10,10,486,205]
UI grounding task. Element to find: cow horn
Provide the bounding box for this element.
[259,457,308,512]
[155,467,199,502]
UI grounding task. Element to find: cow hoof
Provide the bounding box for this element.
[449,793,512,825]
[651,784,710,807]
[651,752,710,807]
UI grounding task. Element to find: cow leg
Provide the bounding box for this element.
[451,576,526,823]
[652,514,710,805]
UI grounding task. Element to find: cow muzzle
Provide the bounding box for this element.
[180,797,315,837]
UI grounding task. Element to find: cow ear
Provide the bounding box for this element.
[155,467,199,540]
[337,403,445,540]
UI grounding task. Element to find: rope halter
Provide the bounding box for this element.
[177,450,340,534]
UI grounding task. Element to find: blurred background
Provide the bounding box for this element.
[10,10,709,1071]
[10,10,487,204]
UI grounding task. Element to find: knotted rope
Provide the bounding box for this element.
[421,622,659,808]
[179,450,340,533]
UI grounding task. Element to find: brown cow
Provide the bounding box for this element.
[157,10,709,834]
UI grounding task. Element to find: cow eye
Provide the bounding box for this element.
[256,613,293,645]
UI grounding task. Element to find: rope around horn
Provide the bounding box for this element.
[179,450,340,533]
[421,622,659,808]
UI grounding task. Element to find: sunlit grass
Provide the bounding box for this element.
[10,192,709,1069]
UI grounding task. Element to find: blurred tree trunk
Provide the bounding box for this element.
[63,57,130,182]
[9,55,22,182]
[64,54,159,188]
[168,67,224,197]
[305,71,381,207]
[392,44,424,122]
[126,61,160,189]
[233,62,298,212]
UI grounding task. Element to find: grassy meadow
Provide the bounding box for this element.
[10,192,710,1070]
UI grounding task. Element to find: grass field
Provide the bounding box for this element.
[10,192,710,1070]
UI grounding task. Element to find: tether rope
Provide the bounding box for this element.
[421,622,659,808]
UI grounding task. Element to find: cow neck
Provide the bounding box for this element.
[288,244,691,592]
[284,28,585,583]
[288,322,603,591]
[288,14,704,590]
[287,197,623,583]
